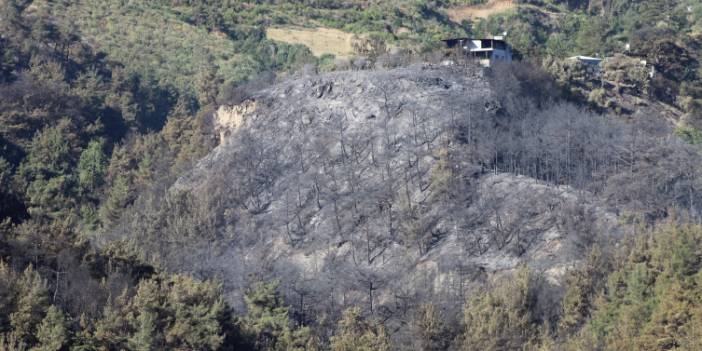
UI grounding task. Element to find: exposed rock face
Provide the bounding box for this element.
[167,65,621,317]
[214,100,257,143]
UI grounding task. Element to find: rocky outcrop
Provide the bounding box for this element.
[544,54,683,121]
[214,99,257,143]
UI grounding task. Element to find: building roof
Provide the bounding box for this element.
[568,55,602,62]
[442,37,511,51]
[441,37,509,43]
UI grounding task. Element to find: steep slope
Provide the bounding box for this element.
[109,65,626,319]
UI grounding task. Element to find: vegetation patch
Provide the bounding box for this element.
[266,26,358,58]
[445,0,517,23]
[34,0,254,93]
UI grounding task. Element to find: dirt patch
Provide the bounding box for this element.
[446,0,517,22]
[266,27,358,58]
[396,27,411,36]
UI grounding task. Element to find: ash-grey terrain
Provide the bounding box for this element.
[108,64,700,333]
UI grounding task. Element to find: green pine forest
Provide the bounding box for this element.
[1,0,702,350]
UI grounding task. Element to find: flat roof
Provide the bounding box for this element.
[442,37,508,42]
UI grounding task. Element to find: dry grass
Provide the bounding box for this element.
[445,0,517,22]
[266,27,358,58]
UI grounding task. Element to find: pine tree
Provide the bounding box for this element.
[412,304,449,351]
[459,267,541,351]
[0,332,28,351]
[70,314,97,351]
[128,311,156,351]
[0,261,17,334]
[99,174,133,227]
[17,120,81,221]
[92,292,129,350]
[161,98,212,172]
[330,308,390,351]
[33,306,68,351]
[9,266,49,345]
[559,247,607,336]
[77,139,107,198]
[0,157,13,218]
[239,281,310,351]
[159,276,226,350]
[195,62,222,107]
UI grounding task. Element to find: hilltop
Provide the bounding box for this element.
[30,0,701,129]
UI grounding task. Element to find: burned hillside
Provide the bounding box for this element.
[106,64,702,344]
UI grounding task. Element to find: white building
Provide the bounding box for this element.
[442,36,513,67]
